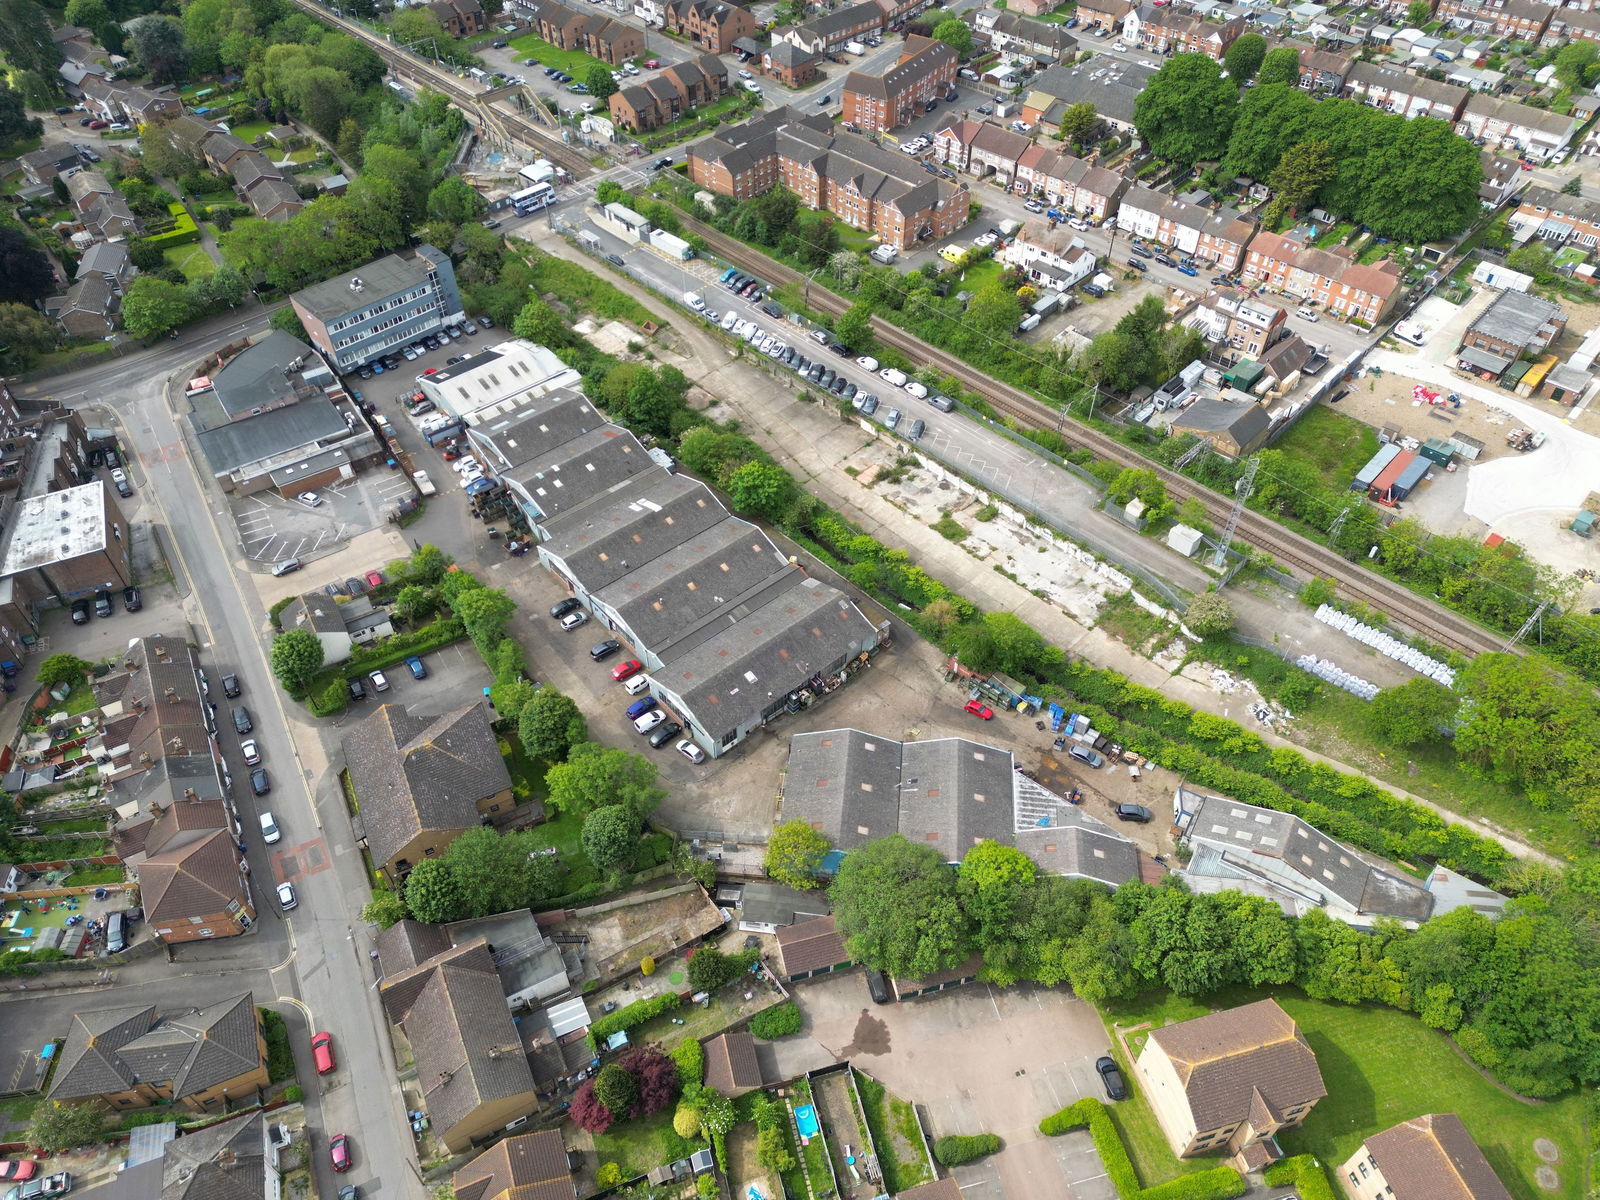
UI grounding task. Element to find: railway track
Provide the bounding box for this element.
[283,0,594,180]
[692,220,1503,656]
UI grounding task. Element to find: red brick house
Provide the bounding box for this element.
[428,0,487,37]
[665,0,757,54]
[841,36,956,134]
[609,54,728,131]
[760,41,820,86]
[1242,231,1404,324]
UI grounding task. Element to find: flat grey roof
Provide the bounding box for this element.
[0,482,108,575]
[194,398,351,475]
[209,331,331,418]
[292,247,442,320]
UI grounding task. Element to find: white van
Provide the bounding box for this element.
[1018,313,1042,332]
[684,292,705,311]
[870,244,898,264]
[623,673,651,696]
[879,367,909,387]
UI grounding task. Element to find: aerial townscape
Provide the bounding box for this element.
[4,0,1600,1193]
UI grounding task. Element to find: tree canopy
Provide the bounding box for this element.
[765,820,832,889]
[1222,32,1266,83]
[933,18,971,55]
[830,835,971,979]
[1133,53,1239,163]
[545,742,665,818]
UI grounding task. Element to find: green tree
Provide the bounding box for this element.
[1563,176,1585,197]
[29,1102,106,1153]
[595,179,626,205]
[35,654,92,688]
[269,306,309,341]
[1264,138,1337,224]
[127,13,188,83]
[0,303,57,369]
[120,277,195,341]
[1406,0,1431,24]
[583,804,642,873]
[512,297,568,347]
[673,1104,702,1139]
[1134,53,1239,163]
[1056,101,1098,147]
[757,1125,796,1173]
[1184,593,1235,637]
[1221,82,1318,181]
[1367,678,1459,747]
[830,835,971,979]
[64,0,110,28]
[1175,496,1211,533]
[964,283,1023,341]
[1556,41,1600,89]
[1222,32,1266,83]
[269,628,324,694]
[545,742,665,818]
[933,17,972,56]
[586,65,619,98]
[0,0,58,89]
[765,819,831,889]
[404,857,465,922]
[1453,653,1600,808]
[391,584,440,625]
[388,5,449,52]
[1255,46,1300,88]
[697,1089,735,1138]
[443,826,560,916]
[0,228,54,307]
[453,587,516,657]
[427,176,484,224]
[834,302,873,351]
[518,687,588,761]
[594,1063,638,1116]
[0,84,41,151]
[360,890,407,928]
[1354,113,1481,242]
[956,610,1061,679]
[726,460,797,522]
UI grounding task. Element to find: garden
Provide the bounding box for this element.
[507,31,608,75]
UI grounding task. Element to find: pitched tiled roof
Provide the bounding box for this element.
[342,702,512,870]
[51,993,262,1103]
[452,1130,576,1200]
[1363,1114,1512,1200]
[776,914,850,976]
[137,825,246,927]
[163,1112,266,1200]
[1144,998,1326,1131]
[702,1031,763,1095]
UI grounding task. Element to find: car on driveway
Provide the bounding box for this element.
[39,1177,70,1198]
[329,1135,352,1173]
[1115,803,1153,823]
[963,699,994,719]
[1096,1056,1129,1100]
[312,1032,337,1074]
[348,676,367,701]
[365,569,384,587]
[122,585,142,612]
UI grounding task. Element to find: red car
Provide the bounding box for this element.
[0,1163,38,1182]
[329,1134,352,1173]
[642,58,660,67]
[963,699,994,720]
[611,659,643,682]
[87,119,107,129]
[364,570,383,588]
[311,1031,336,1075]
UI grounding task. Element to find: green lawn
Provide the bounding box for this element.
[164,242,215,282]
[644,90,755,142]
[507,32,608,75]
[524,249,664,326]
[1272,404,1380,483]
[1103,990,1587,1200]
[954,257,1003,293]
[229,120,271,142]
[591,1108,704,1178]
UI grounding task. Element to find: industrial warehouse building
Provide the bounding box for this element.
[467,391,885,758]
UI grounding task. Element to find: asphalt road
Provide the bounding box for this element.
[13,306,427,1200]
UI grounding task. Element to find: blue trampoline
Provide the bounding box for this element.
[794,1104,819,1139]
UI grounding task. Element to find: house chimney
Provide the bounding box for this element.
[139,752,152,766]
[182,788,197,803]
[163,687,178,702]
[148,802,162,817]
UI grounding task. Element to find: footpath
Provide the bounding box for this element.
[529,229,1559,866]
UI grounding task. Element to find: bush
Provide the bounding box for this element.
[596,1163,623,1188]
[671,1037,704,1088]
[934,1133,1001,1166]
[268,595,296,628]
[283,1084,305,1103]
[1262,1156,1339,1200]
[1038,1098,1244,1200]
[259,1008,295,1082]
[308,676,348,718]
[748,1002,803,1039]
[587,991,680,1047]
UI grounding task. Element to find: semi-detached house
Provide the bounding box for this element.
[1242,230,1404,324]
[1343,61,1469,121]
[998,223,1098,290]
[932,119,1032,186]
[970,9,1076,61]
[1114,186,1256,272]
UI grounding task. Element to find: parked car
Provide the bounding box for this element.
[271,558,302,577]
[1114,803,1153,823]
[222,673,241,698]
[39,1176,70,1198]
[550,597,582,619]
[648,720,682,748]
[559,610,588,631]
[1096,1056,1129,1101]
[405,655,427,680]
[232,705,253,735]
[611,659,643,681]
[676,739,706,764]
[312,1032,337,1075]
[241,739,261,766]
[365,569,384,587]
[348,676,367,701]
[70,598,90,625]
[259,811,281,844]
[1068,744,1103,767]
[297,491,323,507]
[329,1135,352,1173]
[94,589,112,618]
[963,698,994,719]
[590,639,621,661]
[250,767,271,796]
[369,670,389,692]
[122,585,142,612]
[0,1166,38,1184]
[865,968,891,1004]
[633,709,667,733]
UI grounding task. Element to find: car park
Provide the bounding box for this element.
[633,709,667,733]
[312,1032,337,1075]
[259,811,281,844]
[560,610,588,631]
[1068,744,1103,767]
[405,655,427,680]
[1115,803,1153,822]
[648,720,682,748]
[1096,1056,1128,1100]
[964,699,994,719]
[676,739,706,763]
[369,670,390,692]
[250,767,271,796]
[241,740,261,766]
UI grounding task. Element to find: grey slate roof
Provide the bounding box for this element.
[79,240,131,281]
[51,993,262,1103]
[194,398,349,475]
[162,1112,267,1200]
[1027,60,1153,126]
[1172,396,1270,443]
[342,702,511,870]
[741,880,830,927]
[292,247,446,321]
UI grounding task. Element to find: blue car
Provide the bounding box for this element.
[405,655,427,680]
[1177,264,1199,277]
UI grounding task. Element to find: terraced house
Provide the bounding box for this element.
[1114,186,1257,272]
[1012,145,1127,219]
[1122,5,1244,58]
[1242,230,1404,324]
[609,54,729,132]
[1344,61,1469,121]
[1508,185,1600,247]
[689,107,969,248]
[664,0,757,54]
[841,35,957,134]
[528,0,643,64]
[1456,94,1577,161]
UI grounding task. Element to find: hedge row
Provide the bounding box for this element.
[301,617,468,709]
[1038,1098,1244,1200]
[933,1134,1001,1166]
[143,207,200,247]
[1261,1156,1339,1200]
[1055,662,1512,883]
[587,991,680,1047]
[748,1001,803,1039]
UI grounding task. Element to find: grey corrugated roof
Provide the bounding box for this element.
[469,391,604,471]
[539,472,726,591]
[194,398,348,475]
[1468,288,1564,347]
[742,880,830,927]
[1173,396,1271,441]
[785,729,905,849]
[342,702,511,870]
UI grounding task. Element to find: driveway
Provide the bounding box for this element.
[332,639,491,729]
[772,972,1120,1200]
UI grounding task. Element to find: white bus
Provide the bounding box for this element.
[510,182,555,216]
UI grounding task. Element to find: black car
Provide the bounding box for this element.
[1129,243,1154,259]
[250,767,271,796]
[818,368,836,388]
[348,676,367,701]
[760,301,784,319]
[545,66,559,75]
[1126,258,1148,272]
[1154,252,1177,268]
[830,375,849,395]
[94,589,112,618]
[828,342,849,356]
[232,705,253,735]
[222,673,241,698]
[116,479,132,499]
[841,382,857,400]
[1096,1056,1129,1101]
[550,597,582,619]
[1114,803,1153,823]
[858,394,879,415]
[589,639,621,661]
[648,720,683,748]
[865,968,891,1004]
[781,347,796,365]
[606,253,625,266]
[653,156,673,170]
[70,598,91,625]
[122,585,142,612]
